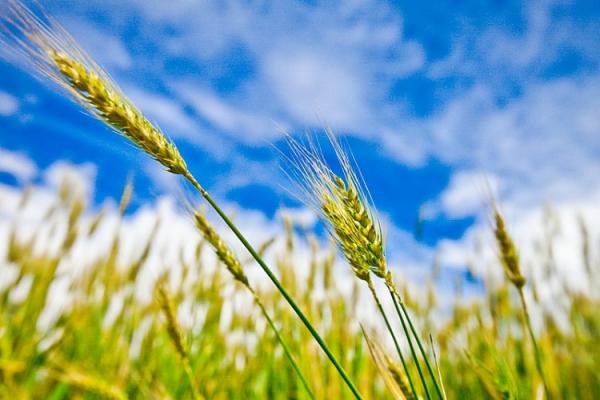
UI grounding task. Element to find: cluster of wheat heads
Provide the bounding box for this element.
[1,1,360,397]
[1,177,599,398]
[1,1,599,399]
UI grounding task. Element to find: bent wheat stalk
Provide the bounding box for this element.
[0,3,361,398]
[193,210,315,400]
[286,133,441,399]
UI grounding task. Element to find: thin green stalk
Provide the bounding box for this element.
[184,173,362,400]
[517,288,551,399]
[428,334,448,400]
[390,287,445,400]
[385,286,432,400]
[367,279,419,400]
[249,287,315,400]
[183,361,203,400]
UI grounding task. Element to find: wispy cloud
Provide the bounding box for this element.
[0,148,37,182]
[0,90,19,117]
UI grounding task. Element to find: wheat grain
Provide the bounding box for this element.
[385,354,417,400]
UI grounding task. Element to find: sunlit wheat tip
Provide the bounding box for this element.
[1,1,188,176]
[193,210,249,286]
[287,133,386,282]
[493,210,526,288]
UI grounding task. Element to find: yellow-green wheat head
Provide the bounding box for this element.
[0,0,187,175]
[287,132,386,282]
[493,209,526,289]
[193,209,250,287]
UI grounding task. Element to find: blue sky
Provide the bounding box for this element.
[1,0,600,281]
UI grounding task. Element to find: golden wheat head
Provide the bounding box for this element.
[493,209,526,288]
[286,131,385,282]
[0,0,187,175]
[156,285,189,361]
[193,210,249,286]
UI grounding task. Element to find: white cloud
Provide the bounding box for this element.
[173,84,282,142]
[276,207,317,230]
[126,87,197,138]
[0,91,19,116]
[59,18,132,70]
[43,160,97,200]
[263,48,368,130]
[45,0,424,143]
[426,170,500,219]
[3,0,599,295]
[0,148,37,182]
[424,76,600,210]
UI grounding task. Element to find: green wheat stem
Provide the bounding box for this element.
[517,287,551,399]
[366,279,419,400]
[385,286,433,400]
[183,361,203,400]
[390,288,445,400]
[184,172,363,400]
[249,287,316,400]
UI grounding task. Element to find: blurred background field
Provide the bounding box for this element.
[1,0,600,398]
[0,173,598,398]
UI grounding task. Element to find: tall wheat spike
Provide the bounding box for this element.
[285,132,385,281]
[286,132,445,399]
[0,1,187,175]
[156,285,203,400]
[493,207,551,399]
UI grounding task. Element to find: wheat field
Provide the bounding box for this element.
[1,1,599,399]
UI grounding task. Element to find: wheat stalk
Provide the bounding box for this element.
[156,285,203,400]
[285,132,451,399]
[193,209,315,400]
[493,208,551,399]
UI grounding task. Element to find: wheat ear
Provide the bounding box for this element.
[193,210,249,286]
[1,3,187,175]
[287,132,447,399]
[494,208,554,398]
[156,285,203,400]
[385,353,417,400]
[46,361,127,400]
[493,209,552,398]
